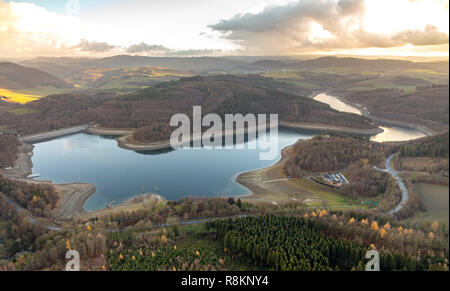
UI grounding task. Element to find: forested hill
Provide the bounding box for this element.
[0,62,72,89]
[284,134,386,175]
[343,85,449,133]
[0,75,376,142]
[399,133,449,158]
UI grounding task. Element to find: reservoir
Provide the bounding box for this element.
[30,93,427,210]
[31,128,316,211]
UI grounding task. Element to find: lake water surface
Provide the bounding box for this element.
[31,129,316,211]
[313,93,426,142]
[31,93,427,210]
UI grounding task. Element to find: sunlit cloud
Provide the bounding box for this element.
[209,0,449,55]
[0,0,448,58]
[0,0,85,56]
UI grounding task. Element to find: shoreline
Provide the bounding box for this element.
[7,92,437,215]
[234,144,315,206]
[0,144,96,219]
[324,93,435,137]
[88,120,384,152]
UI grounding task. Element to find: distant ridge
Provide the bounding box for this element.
[0,62,73,89]
[20,55,449,78]
[248,56,449,73]
[20,56,245,77]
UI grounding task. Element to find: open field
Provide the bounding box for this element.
[0,88,41,104]
[287,178,360,207]
[0,87,71,104]
[237,145,364,209]
[407,183,449,224]
[8,107,40,115]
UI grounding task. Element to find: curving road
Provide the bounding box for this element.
[3,195,62,231]
[373,153,409,214]
[3,194,246,233]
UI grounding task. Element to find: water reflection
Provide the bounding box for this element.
[32,129,315,211]
[313,93,425,142]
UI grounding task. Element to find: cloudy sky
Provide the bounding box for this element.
[0,0,448,58]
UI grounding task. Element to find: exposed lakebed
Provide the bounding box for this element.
[30,93,427,211]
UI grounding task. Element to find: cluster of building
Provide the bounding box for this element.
[313,172,349,189]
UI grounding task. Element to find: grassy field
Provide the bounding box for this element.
[347,85,417,93]
[8,107,39,115]
[286,80,322,89]
[289,178,361,208]
[407,183,449,224]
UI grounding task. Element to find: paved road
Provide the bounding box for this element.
[373,153,409,214]
[3,194,246,233]
[20,124,89,144]
[3,195,62,231]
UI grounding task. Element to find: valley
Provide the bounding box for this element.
[0,56,448,272]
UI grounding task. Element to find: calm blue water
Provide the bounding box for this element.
[31,129,316,211]
[30,94,426,211]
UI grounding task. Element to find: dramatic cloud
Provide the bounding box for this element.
[126,42,170,53]
[74,39,117,53]
[0,0,85,56]
[0,0,447,57]
[125,42,220,56]
[393,25,449,46]
[209,0,449,54]
[166,49,220,56]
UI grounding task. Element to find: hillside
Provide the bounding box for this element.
[68,66,192,91]
[0,75,376,141]
[0,134,19,168]
[0,62,72,89]
[284,134,386,176]
[20,56,247,77]
[398,133,449,158]
[248,57,449,74]
[343,85,449,132]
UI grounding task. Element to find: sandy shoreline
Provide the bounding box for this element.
[235,145,314,205]
[0,144,96,219]
[5,93,434,216]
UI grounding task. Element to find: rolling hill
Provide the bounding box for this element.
[0,62,72,89]
[0,75,377,141]
[20,56,246,77]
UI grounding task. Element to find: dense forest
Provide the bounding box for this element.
[207,215,445,271]
[399,133,449,158]
[343,86,449,133]
[284,134,385,176]
[0,176,58,218]
[341,161,389,198]
[0,193,49,259]
[0,135,19,168]
[1,195,448,271]
[109,211,448,271]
